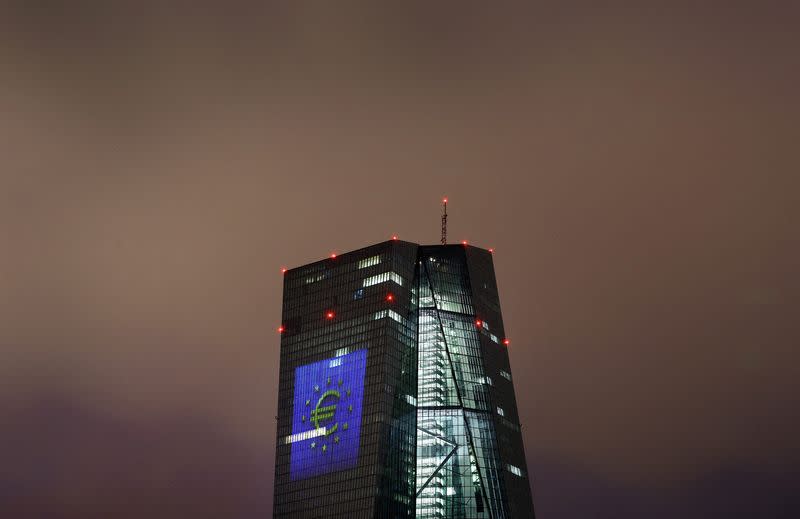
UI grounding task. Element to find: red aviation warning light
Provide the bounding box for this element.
[281,267,288,274]
[386,293,395,302]
[488,248,494,253]
[330,252,337,259]
[326,311,335,319]
[278,325,285,333]
[462,240,468,246]
[475,319,482,327]
[503,338,510,346]
[391,235,398,240]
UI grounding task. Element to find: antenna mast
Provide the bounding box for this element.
[441,197,448,245]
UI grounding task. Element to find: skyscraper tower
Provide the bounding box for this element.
[273,240,534,518]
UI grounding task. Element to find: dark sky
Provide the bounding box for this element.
[1,3,798,518]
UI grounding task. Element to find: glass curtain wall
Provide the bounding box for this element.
[415,251,507,518]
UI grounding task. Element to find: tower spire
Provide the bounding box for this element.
[441,197,448,245]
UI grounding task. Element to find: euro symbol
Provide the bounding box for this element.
[311,389,340,435]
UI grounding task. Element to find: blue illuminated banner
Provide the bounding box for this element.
[290,349,367,480]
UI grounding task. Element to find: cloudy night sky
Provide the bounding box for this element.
[1,2,798,518]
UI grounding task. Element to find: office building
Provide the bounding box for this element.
[273,240,534,518]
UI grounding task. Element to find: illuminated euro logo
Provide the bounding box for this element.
[302,377,356,453]
[311,389,339,433]
[291,349,366,479]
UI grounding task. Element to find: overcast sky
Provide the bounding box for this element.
[1,3,798,518]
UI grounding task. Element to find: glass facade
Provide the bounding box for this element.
[274,241,534,518]
[415,249,508,518]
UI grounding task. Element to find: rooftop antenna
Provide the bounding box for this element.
[441,197,448,245]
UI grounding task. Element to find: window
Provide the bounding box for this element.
[374,309,405,325]
[500,370,511,381]
[354,288,364,300]
[283,427,327,445]
[304,273,326,284]
[388,310,404,324]
[497,406,505,417]
[363,271,404,287]
[506,463,524,477]
[357,255,381,269]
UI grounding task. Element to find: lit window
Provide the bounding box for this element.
[506,463,524,477]
[497,406,505,417]
[500,370,511,381]
[357,255,382,269]
[354,288,364,300]
[304,273,326,284]
[374,309,405,325]
[283,427,327,444]
[363,271,404,287]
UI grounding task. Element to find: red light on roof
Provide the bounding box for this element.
[281,267,288,274]
[278,325,285,333]
[386,293,394,302]
[326,311,335,319]
[475,319,482,327]
[488,248,494,253]
[330,253,337,259]
[503,338,510,346]
[462,240,468,246]
[391,235,398,240]
[443,197,448,203]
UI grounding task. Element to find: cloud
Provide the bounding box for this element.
[1,392,273,518]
